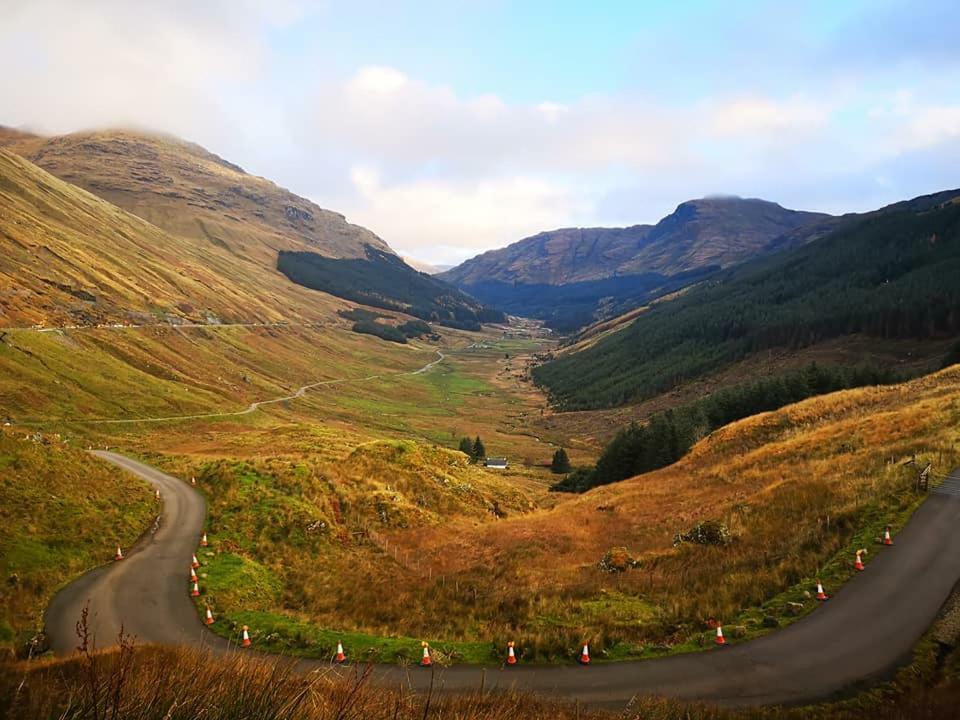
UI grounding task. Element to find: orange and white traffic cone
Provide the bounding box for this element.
[579,643,591,664]
[241,625,251,648]
[506,641,517,666]
[191,554,200,569]
[716,625,726,646]
[190,581,200,597]
[420,642,432,667]
[200,533,209,547]
[816,581,829,601]
[205,607,215,625]
[334,641,347,664]
[883,527,893,546]
[190,567,198,584]
[114,546,124,561]
[855,549,866,571]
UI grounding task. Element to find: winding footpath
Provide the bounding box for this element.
[44,349,446,425]
[46,454,960,709]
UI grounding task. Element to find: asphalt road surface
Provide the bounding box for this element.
[45,453,960,709]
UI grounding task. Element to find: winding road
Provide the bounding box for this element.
[46,453,960,709]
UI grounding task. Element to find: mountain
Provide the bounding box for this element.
[533,189,960,410]
[401,256,451,274]
[0,128,499,329]
[439,197,829,330]
[445,198,827,286]
[0,147,317,326]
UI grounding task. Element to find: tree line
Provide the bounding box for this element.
[552,363,906,492]
[534,198,960,410]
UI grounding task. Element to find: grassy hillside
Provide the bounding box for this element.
[0,128,391,262]
[535,191,960,409]
[0,430,152,654]
[139,362,960,660]
[0,148,353,327]
[0,129,501,331]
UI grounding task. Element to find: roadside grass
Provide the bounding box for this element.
[5,619,960,720]
[0,430,153,654]
[125,367,960,666]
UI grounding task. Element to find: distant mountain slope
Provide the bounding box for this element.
[443,197,828,285]
[533,189,960,410]
[0,128,497,329]
[440,197,829,330]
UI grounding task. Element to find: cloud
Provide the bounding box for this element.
[2,1,960,265]
[344,165,592,265]
[710,97,830,136]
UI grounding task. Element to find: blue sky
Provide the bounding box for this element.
[3,0,960,265]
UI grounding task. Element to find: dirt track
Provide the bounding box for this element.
[45,453,960,709]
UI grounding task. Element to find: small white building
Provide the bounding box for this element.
[485,457,508,470]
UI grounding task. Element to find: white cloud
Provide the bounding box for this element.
[348,66,410,95]
[343,165,592,265]
[3,3,960,265]
[710,97,830,136]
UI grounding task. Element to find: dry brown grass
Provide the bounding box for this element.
[5,623,960,720]
[332,365,960,652]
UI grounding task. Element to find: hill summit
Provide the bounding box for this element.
[439,196,829,329]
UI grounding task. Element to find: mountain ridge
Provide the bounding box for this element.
[441,196,830,287]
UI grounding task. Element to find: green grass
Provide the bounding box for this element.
[0,431,153,651]
[200,608,501,664]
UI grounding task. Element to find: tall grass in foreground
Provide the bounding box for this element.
[4,614,960,720]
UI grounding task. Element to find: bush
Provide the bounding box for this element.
[673,520,732,547]
[351,320,407,344]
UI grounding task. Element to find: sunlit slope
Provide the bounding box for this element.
[0,128,390,263]
[0,149,349,327]
[0,429,153,649]
[371,365,960,646]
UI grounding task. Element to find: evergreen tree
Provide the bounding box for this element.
[550,448,571,474]
[458,437,474,457]
[472,436,486,461]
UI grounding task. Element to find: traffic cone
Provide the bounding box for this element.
[190,567,198,583]
[855,549,866,571]
[420,642,432,667]
[200,533,209,547]
[334,641,347,664]
[506,641,517,666]
[579,643,591,664]
[155,489,161,501]
[205,607,215,625]
[883,527,893,546]
[192,554,200,569]
[190,581,200,597]
[114,546,124,561]
[241,625,251,648]
[816,581,829,601]
[716,625,726,646]
[191,477,196,486]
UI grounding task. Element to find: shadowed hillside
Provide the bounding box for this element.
[440,197,829,329]
[534,190,960,410]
